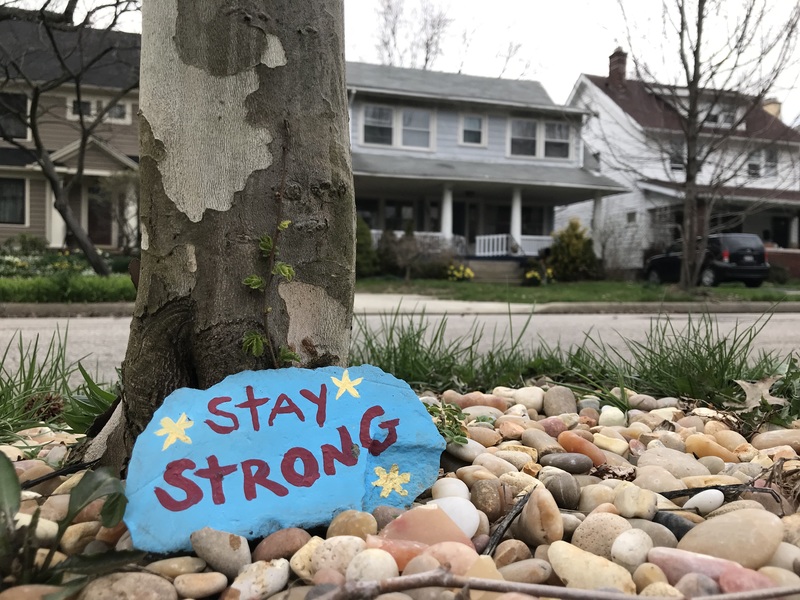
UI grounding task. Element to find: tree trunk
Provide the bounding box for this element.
[94,0,355,470]
[53,192,111,276]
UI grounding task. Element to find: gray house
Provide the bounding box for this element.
[347,62,626,257]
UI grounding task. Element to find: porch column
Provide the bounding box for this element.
[791,215,799,249]
[440,184,453,239]
[510,186,522,245]
[47,186,66,248]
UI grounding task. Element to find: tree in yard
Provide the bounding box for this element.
[0,1,140,275]
[375,0,452,70]
[87,0,356,470]
[593,0,800,290]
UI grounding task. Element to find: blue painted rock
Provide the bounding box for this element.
[125,365,444,552]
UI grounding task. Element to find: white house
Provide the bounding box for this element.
[559,48,800,275]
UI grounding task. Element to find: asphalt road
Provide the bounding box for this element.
[0,311,797,385]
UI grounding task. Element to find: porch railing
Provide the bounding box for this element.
[370,230,468,256]
[474,234,553,257]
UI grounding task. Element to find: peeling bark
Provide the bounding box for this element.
[90,0,355,470]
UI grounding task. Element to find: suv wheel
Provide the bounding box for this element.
[700,267,717,287]
[647,269,661,285]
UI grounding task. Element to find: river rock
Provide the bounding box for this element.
[421,541,480,576]
[498,558,552,584]
[571,513,631,559]
[146,556,206,578]
[223,559,291,600]
[289,536,324,582]
[752,430,800,452]
[542,386,577,416]
[380,504,473,547]
[520,429,564,457]
[173,572,228,598]
[614,483,657,519]
[577,484,616,513]
[473,453,518,476]
[345,548,399,581]
[633,562,669,592]
[327,510,377,539]
[492,540,532,568]
[77,573,178,600]
[538,467,580,510]
[557,431,606,466]
[511,386,544,411]
[637,446,710,478]
[674,573,720,597]
[718,565,780,593]
[190,527,251,579]
[467,427,502,448]
[511,486,563,546]
[682,489,725,516]
[633,465,687,494]
[548,541,636,593]
[427,497,481,537]
[627,519,678,548]
[611,528,654,573]
[539,452,593,474]
[446,439,487,462]
[598,406,627,427]
[648,547,745,584]
[254,528,312,562]
[677,508,783,569]
[432,477,471,500]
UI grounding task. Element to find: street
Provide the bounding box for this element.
[0,311,797,385]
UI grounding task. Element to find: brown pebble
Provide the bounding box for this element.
[493,539,532,568]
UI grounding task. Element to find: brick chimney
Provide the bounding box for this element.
[609,47,627,87]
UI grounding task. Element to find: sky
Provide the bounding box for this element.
[344,0,800,125]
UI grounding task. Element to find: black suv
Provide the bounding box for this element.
[644,233,770,287]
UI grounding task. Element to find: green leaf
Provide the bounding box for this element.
[99,493,127,528]
[242,275,266,292]
[279,347,301,364]
[78,364,116,403]
[0,453,20,522]
[65,468,125,525]
[272,262,295,282]
[50,550,146,576]
[242,332,266,358]
[259,235,273,256]
[278,220,291,231]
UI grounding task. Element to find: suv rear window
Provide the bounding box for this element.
[717,234,763,251]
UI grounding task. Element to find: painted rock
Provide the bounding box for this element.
[125,365,445,552]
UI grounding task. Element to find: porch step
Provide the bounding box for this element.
[467,259,525,284]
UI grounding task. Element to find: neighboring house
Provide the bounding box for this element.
[0,17,625,257]
[560,48,800,274]
[347,62,626,258]
[0,17,139,250]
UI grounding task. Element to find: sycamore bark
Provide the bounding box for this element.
[94,0,355,469]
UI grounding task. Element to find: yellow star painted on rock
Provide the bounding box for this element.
[155,413,193,451]
[372,464,411,498]
[331,369,363,400]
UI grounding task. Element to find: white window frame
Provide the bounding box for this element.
[764,147,779,177]
[0,92,32,142]
[459,113,488,147]
[507,118,572,160]
[508,118,539,158]
[669,141,685,171]
[747,150,762,179]
[0,177,30,228]
[360,103,435,151]
[543,121,571,159]
[66,96,132,125]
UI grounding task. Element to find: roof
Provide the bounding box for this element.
[352,151,627,195]
[0,17,139,89]
[584,74,800,144]
[640,178,800,204]
[347,62,574,111]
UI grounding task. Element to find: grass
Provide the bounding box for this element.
[355,277,800,304]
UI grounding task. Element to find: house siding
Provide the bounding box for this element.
[63,145,129,172]
[0,93,139,158]
[350,96,582,168]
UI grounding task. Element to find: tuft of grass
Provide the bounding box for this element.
[350,308,536,393]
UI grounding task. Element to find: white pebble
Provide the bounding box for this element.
[431,477,470,500]
[427,496,480,538]
[682,489,725,516]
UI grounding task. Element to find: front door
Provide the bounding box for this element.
[87,185,113,246]
[772,216,791,248]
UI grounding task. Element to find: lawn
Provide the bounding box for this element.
[355,277,800,304]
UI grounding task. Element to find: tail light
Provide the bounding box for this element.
[722,249,730,263]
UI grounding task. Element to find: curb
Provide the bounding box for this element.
[1,299,800,318]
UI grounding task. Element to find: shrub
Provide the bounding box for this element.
[447,263,474,282]
[109,253,138,274]
[376,229,401,277]
[1,233,48,255]
[355,216,379,278]
[549,218,602,282]
[767,264,790,285]
[0,275,136,302]
[522,258,554,286]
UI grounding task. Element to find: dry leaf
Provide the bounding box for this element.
[733,376,787,411]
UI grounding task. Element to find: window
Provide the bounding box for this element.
[402,109,430,148]
[461,115,485,145]
[747,151,761,178]
[362,104,433,150]
[544,122,570,158]
[0,178,25,225]
[363,105,393,145]
[67,97,130,124]
[669,141,684,171]
[0,93,27,140]
[627,212,637,224]
[510,118,537,156]
[764,148,778,177]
